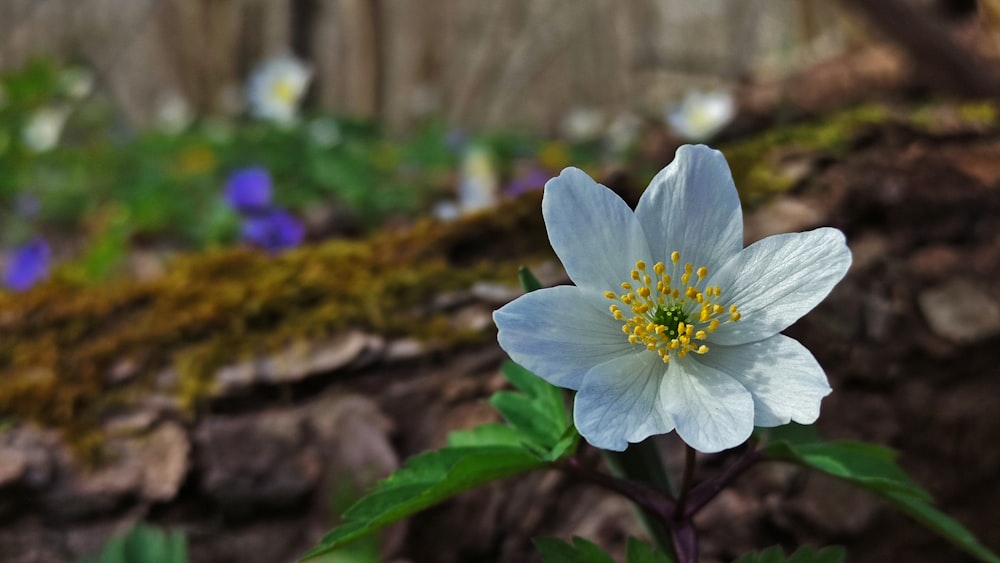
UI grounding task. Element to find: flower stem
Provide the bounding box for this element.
[683,441,762,518]
[558,457,675,519]
[674,445,697,519]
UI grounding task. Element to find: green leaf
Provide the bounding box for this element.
[301,445,545,560]
[77,524,188,563]
[764,428,999,563]
[489,361,574,452]
[518,265,543,293]
[732,545,845,563]
[626,537,675,563]
[534,536,615,563]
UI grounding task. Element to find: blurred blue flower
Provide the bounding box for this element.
[505,166,551,197]
[241,209,305,252]
[225,168,273,214]
[3,238,51,292]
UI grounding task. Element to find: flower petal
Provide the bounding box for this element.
[542,168,652,291]
[693,335,831,427]
[495,286,633,390]
[708,227,852,345]
[635,145,743,269]
[573,352,674,451]
[659,359,754,453]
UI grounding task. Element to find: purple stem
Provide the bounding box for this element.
[683,445,763,519]
[558,457,676,521]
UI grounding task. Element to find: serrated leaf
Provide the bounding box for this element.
[534,536,615,563]
[301,446,544,560]
[732,545,845,563]
[764,429,999,563]
[491,361,572,450]
[626,537,674,563]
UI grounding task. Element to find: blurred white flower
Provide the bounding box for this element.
[561,107,604,143]
[606,112,643,155]
[431,200,461,222]
[246,56,312,125]
[667,90,735,142]
[307,117,342,147]
[22,107,70,153]
[59,67,95,100]
[155,92,194,134]
[457,145,499,214]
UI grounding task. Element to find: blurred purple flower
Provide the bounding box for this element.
[225,168,273,214]
[241,209,305,252]
[3,238,51,292]
[505,167,551,197]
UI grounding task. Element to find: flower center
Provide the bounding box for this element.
[271,79,298,105]
[604,252,741,363]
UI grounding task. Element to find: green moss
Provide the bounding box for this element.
[721,104,891,206]
[0,194,548,454]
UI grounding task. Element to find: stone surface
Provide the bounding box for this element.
[918,278,1000,344]
[139,422,189,502]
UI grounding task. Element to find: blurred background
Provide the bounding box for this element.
[2,1,1000,562]
[0,0,994,268]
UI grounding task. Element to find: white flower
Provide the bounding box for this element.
[667,90,735,142]
[457,145,499,214]
[246,56,312,125]
[22,106,70,152]
[561,107,604,143]
[493,145,851,453]
[606,112,643,155]
[155,92,194,134]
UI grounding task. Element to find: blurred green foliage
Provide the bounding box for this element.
[76,524,187,563]
[1,59,607,284]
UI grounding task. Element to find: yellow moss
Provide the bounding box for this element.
[0,193,547,454]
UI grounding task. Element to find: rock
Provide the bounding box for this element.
[258,331,382,383]
[918,278,1000,344]
[780,472,881,536]
[908,245,961,279]
[385,338,425,362]
[305,395,403,555]
[213,331,384,395]
[0,448,27,489]
[849,233,889,271]
[139,422,189,502]
[745,197,825,242]
[196,409,321,515]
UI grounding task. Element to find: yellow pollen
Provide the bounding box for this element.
[604,253,743,362]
